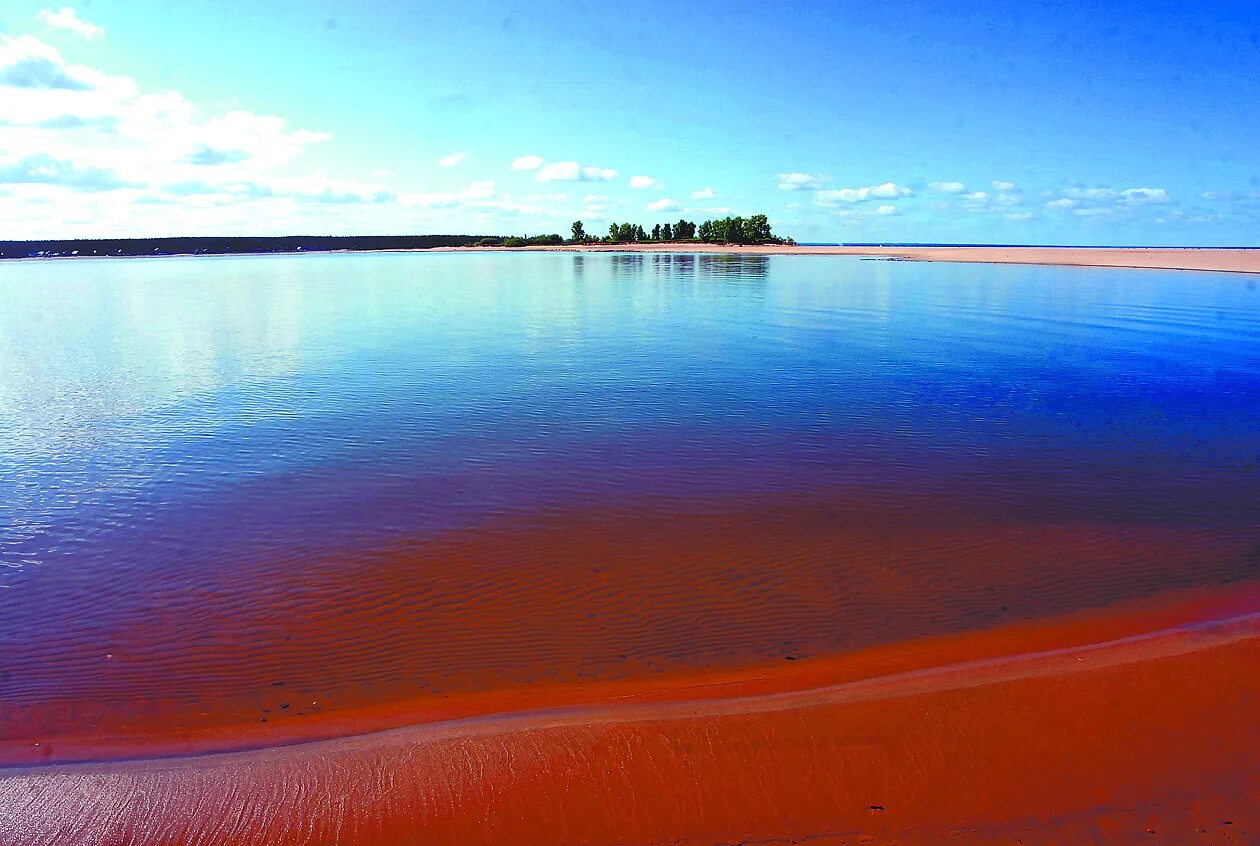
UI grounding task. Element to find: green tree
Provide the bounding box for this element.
[746,214,771,242]
[661,222,673,240]
[651,223,661,240]
[571,220,586,243]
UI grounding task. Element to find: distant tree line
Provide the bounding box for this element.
[0,235,495,260]
[473,234,565,247]
[571,214,793,246]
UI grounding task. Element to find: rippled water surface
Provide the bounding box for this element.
[1,252,1258,758]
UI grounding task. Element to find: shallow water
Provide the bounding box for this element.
[1,252,1258,761]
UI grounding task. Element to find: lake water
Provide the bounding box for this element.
[1,251,1258,760]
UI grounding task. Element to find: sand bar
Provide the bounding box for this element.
[438,243,1260,274]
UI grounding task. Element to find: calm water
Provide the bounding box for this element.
[1,252,1258,752]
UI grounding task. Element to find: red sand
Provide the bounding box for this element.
[4,494,1257,766]
[4,493,1258,844]
[440,243,1260,274]
[2,583,1258,845]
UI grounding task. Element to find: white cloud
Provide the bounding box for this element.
[815,181,912,205]
[0,33,122,92]
[1057,186,1170,205]
[646,197,681,213]
[778,172,826,191]
[832,204,900,219]
[628,175,657,189]
[1063,187,1116,200]
[928,180,967,193]
[1201,190,1260,202]
[992,180,1016,191]
[37,7,104,40]
[1043,185,1172,216]
[510,154,544,171]
[438,151,466,168]
[690,187,715,199]
[1005,211,1034,221]
[0,35,329,191]
[1118,187,1171,205]
[0,33,464,237]
[963,191,988,201]
[535,160,618,182]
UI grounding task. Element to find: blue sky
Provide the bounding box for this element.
[1,0,1258,243]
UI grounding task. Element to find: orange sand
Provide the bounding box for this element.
[440,243,1260,274]
[2,582,1258,845]
[4,495,1257,766]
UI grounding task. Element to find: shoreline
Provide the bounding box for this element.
[4,582,1259,844]
[436,243,1260,274]
[5,244,1259,274]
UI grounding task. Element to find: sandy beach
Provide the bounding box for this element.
[2,583,1257,846]
[3,492,1259,844]
[438,243,1260,274]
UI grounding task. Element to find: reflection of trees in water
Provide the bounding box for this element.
[609,253,644,280]
[698,254,770,279]
[571,253,584,279]
[651,253,695,278]
[599,251,769,287]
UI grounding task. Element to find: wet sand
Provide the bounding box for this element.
[2,583,1257,845]
[440,243,1260,274]
[5,492,1258,766]
[2,496,1258,843]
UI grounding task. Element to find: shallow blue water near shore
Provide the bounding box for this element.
[1,252,1257,664]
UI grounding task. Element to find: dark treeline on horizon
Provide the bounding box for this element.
[5,217,800,260]
[0,235,493,260]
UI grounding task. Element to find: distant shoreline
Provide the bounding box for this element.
[436,243,1260,275]
[4,239,1258,274]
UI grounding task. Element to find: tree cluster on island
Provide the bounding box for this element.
[469,214,794,248]
[578,214,794,245]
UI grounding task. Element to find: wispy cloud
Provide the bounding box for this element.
[510,154,544,171]
[928,181,967,193]
[815,182,912,205]
[1042,185,1173,217]
[646,197,681,213]
[37,7,105,40]
[690,187,715,199]
[778,172,827,191]
[628,175,657,189]
[535,160,617,182]
[831,203,899,219]
[438,151,466,167]
[0,153,133,190]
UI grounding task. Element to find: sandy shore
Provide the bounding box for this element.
[3,583,1258,845]
[436,243,1260,274]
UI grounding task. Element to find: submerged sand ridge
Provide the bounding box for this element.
[440,243,1260,274]
[3,492,1258,766]
[2,586,1258,845]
